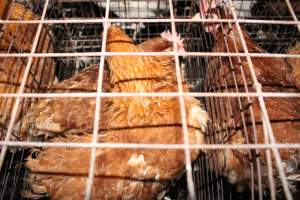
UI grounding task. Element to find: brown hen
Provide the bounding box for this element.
[25,27,208,199]
[198,0,300,194]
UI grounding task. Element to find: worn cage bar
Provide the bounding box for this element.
[0,0,300,200]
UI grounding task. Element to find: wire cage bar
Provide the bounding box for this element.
[0,0,299,200]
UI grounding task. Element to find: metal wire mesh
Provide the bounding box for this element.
[0,0,299,200]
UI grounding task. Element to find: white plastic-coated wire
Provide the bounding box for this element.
[168,0,196,199]
[1,18,300,25]
[84,0,110,199]
[0,92,299,98]
[0,51,300,58]
[0,0,50,171]
[0,140,299,149]
[228,1,293,199]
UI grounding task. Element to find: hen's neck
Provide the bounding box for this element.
[213,24,265,53]
[107,42,177,92]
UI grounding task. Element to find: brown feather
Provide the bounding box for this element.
[0,56,55,138]
[20,66,111,139]
[26,134,166,200]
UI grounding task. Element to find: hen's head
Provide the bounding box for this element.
[193,0,229,33]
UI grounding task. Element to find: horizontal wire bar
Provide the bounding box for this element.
[0,52,300,58]
[1,18,300,25]
[0,92,299,98]
[0,141,299,149]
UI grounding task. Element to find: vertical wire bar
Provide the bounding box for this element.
[228,1,293,199]
[84,0,110,199]
[0,0,50,170]
[262,117,276,200]
[168,0,196,199]
[285,0,300,32]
